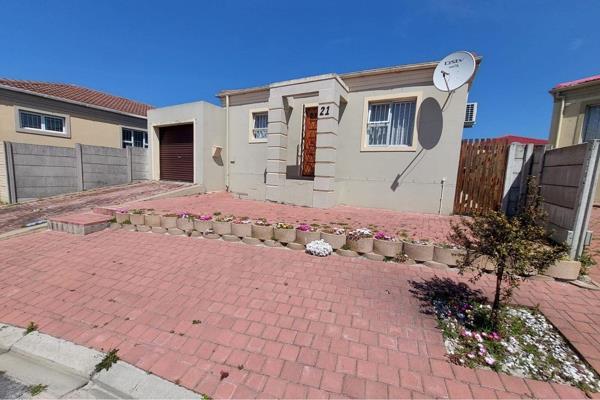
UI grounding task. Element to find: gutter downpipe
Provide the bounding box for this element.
[225,95,230,191]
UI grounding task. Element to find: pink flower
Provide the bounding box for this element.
[484,356,496,365]
[297,224,313,232]
[199,214,212,221]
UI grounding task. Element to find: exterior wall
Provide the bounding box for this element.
[0,89,146,149]
[148,102,225,190]
[548,84,600,203]
[335,82,468,214]
[0,142,9,203]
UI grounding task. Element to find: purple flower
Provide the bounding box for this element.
[198,214,212,221]
[297,224,313,232]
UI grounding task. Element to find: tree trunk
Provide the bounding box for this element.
[491,262,504,330]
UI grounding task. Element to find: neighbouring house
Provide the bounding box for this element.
[0,79,153,203]
[0,79,152,149]
[148,56,481,214]
[491,134,548,145]
[548,74,600,203]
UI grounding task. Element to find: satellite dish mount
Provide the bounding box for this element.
[433,51,476,108]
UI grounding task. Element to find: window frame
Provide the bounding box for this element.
[360,93,421,152]
[15,107,70,138]
[248,107,269,143]
[582,103,600,143]
[121,127,149,149]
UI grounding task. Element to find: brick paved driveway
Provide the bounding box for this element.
[0,181,183,235]
[0,230,597,399]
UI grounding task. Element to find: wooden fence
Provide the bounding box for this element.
[453,139,509,215]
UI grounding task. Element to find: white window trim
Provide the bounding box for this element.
[15,106,71,138]
[360,92,422,152]
[121,126,149,148]
[580,103,600,143]
[248,107,269,143]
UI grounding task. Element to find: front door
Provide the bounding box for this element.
[301,107,318,177]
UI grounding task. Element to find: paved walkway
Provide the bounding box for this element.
[0,229,597,399]
[586,207,600,281]
[0,181,184,235]
[114,192,459,243]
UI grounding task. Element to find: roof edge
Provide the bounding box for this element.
[217,55,483,98]
[0,84,150,119]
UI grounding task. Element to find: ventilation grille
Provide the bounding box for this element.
[464,102,477,128]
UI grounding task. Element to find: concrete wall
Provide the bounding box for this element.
[1,141,150,202]
[0,88,147,148]
[548,84,600,203]
[147,101,225,190]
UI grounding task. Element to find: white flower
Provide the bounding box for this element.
[485,356,496,366]
[306,240,333,257]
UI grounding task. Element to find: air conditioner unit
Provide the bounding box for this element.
[464,102,477,128]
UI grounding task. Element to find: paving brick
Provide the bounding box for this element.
[321,370,344,393]
[342,375,366,399]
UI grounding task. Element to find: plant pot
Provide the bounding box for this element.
[403,242,434,262]
[474,256,495,272]
[232,223,252,238]
[373,239,402,258]
[161,216,178,229]
[296,230,320,245]
[252,224,273,241]
[347,237,374,254]
[115,213,130,224]
[145,214,162,227]
[320,232,346,250]
[433,246,466,267]
[274,228,296,243]
[213,221,232,235]
[129,213,145,226]
[177,217,194,231]
[543,260,581,281]
[194,220,212,233]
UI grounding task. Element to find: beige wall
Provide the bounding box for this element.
[0,142,8,203]
[548,83,600,203]
[0,89,146,148]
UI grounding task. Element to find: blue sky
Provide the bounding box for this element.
[1,0,598,139]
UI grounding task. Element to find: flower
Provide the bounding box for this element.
[297,223,316,232]
[306,240,333,257]
[275,222,294,229]
[374,231,396,241]
[233,217,251,224]
[347,228,373,240]
[254,218,271,226]
[178,211,191,219]
[116,208,128,214]
[215,214,234,222]
[484,356,496,366]
[198,214,212,221]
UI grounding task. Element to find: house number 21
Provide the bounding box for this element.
[319,106,330,117]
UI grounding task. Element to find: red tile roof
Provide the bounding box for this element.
[492,135,548,145]
[553,74,600,91]
[0,79,152,117]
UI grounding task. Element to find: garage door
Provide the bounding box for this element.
[159,124,194,182]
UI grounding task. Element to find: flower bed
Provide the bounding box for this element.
[193,214,212,233]
[306,239,333,257]
[403,239,434,261]
[176,212,195,231]
[373,231,402,257]
[252,218,273,241]
[346,228,374,253]
[274,222,296,243]
[296,224,320,245]
[320,227,346,249]
[412,278,600,392]
[231,217,252,238]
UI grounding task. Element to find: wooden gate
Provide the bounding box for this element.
[453,139,509,215]
[301,107,318,177]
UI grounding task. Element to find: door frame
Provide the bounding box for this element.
[150,120,197,183]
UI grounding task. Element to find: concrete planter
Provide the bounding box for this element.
[115,213,130,224]
[373,239,402,258]
[296,230,320,245]
[543,260,581,281]
[433,246,466,267]
[161,216,178,229]
[348,237,374,254]
[252,224,273,241]
[474,256,495,272]
[231,223,252,238]
[177,217,194,231]
[403,242,434,262]
[129,213,145,226]
[320,232,346,250]
[213,221,232,235]
[274,228,296,244]
[145,214,162,227]
[193,220,212,233]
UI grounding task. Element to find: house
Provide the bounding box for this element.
[0,79,152,149]
[491,135,548,145]
[548,74,600,203]
[148,56,481,214]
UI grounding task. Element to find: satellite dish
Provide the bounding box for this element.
[433,51,476,92]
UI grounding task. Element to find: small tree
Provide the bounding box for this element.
[450,181,567,329]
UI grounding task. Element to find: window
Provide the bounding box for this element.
[122,128,148,148]
[366,100,416,147]
[18,109,67,135]
[583,105,600,142]
[252,112,268,140]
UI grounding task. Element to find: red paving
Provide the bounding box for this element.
[0,181,184,235]
[108,192,459,243]
[586,207,600,282]
[0,229,599,399]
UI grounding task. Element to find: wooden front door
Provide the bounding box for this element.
[302,107,318,177]
[159,124,194,182]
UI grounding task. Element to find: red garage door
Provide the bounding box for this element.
[159,124,194,182]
